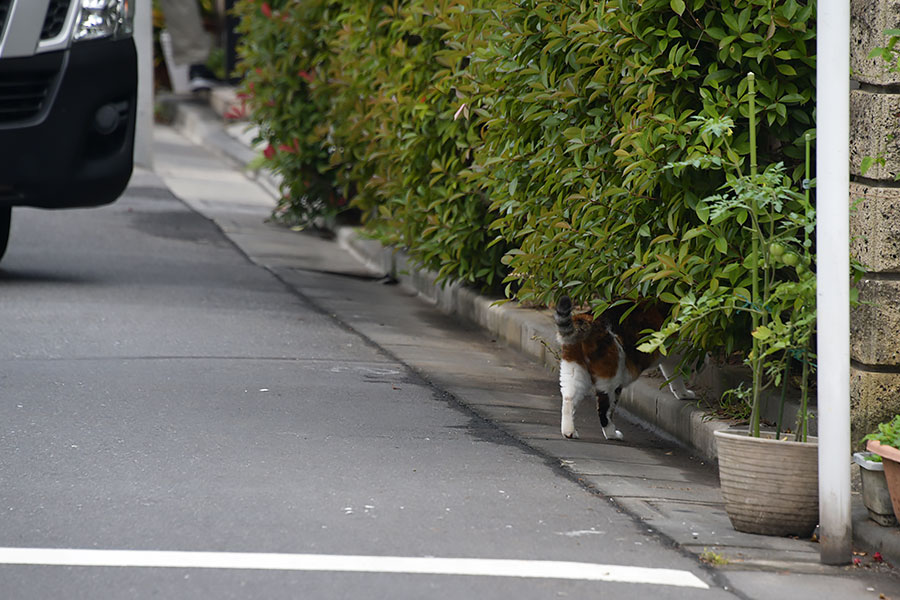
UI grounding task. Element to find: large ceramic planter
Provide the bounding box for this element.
[715,428,819,537]
[854,451,897,527]
[867,440,900,523]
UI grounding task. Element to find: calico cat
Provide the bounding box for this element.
[554,295,695,440]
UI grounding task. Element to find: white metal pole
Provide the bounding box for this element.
[816,0,852,565]
[133,0,154,168]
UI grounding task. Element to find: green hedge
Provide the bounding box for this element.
[235,0,816,360]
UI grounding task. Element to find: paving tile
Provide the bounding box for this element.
[579,473,723,504]
[527,438,667,462]
[561,458,708,483]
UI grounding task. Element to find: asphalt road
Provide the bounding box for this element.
[0,183,744,599]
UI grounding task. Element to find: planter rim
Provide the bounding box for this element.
[853,451,885,471]
[714,427,818,447]
[867,440,900,463]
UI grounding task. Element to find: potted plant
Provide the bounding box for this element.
[865,416,900,525]
[711,76,821,537]
[641,73,820,536]
[853,450,897,527]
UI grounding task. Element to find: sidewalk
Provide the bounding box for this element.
[153,90,900,580]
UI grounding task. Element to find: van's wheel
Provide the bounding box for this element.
[0,207,10,263]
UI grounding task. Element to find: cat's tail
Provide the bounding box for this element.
[555,295,577,344]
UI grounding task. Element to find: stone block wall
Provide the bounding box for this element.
[851,0,900,445]
[852,0,900,86]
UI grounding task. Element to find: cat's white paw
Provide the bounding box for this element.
[602,425,624,441]
[562,428,580,439]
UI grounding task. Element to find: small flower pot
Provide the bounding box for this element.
[867,440,900,525]
[715,428,818,537]
[853,451,898,527]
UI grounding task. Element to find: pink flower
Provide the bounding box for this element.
[263,144,276,159]
[874,552,884,563]
[261,3,272,18]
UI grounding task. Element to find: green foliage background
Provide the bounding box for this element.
[234,0,816,362]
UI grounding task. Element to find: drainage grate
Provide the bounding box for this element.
[41,0,71,40]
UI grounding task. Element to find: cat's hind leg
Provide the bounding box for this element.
[597,388,624,441]
[559,360,590,439]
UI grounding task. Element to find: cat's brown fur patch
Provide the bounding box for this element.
[584,336,621,380]
[560,315,621,381]
[559,301,665,382]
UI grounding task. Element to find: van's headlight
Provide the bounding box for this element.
[74,0,134,41]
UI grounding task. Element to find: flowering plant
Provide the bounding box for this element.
[232,0,347,227]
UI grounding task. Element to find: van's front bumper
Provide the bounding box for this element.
[0,37,137,208]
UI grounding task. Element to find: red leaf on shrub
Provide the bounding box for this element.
[263,144,276,159]
[224,106,245,120]
[261,3,272,18]
[278,144,296,154]
[298,70,314,83]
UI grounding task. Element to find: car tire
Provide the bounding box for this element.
[0,207,10,263]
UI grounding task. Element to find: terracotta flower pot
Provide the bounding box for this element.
[715,428,819,537]
[866,440,900,522]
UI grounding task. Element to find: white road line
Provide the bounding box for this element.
[0,547,709,589]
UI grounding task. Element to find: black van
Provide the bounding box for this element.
[0,0,137,261]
